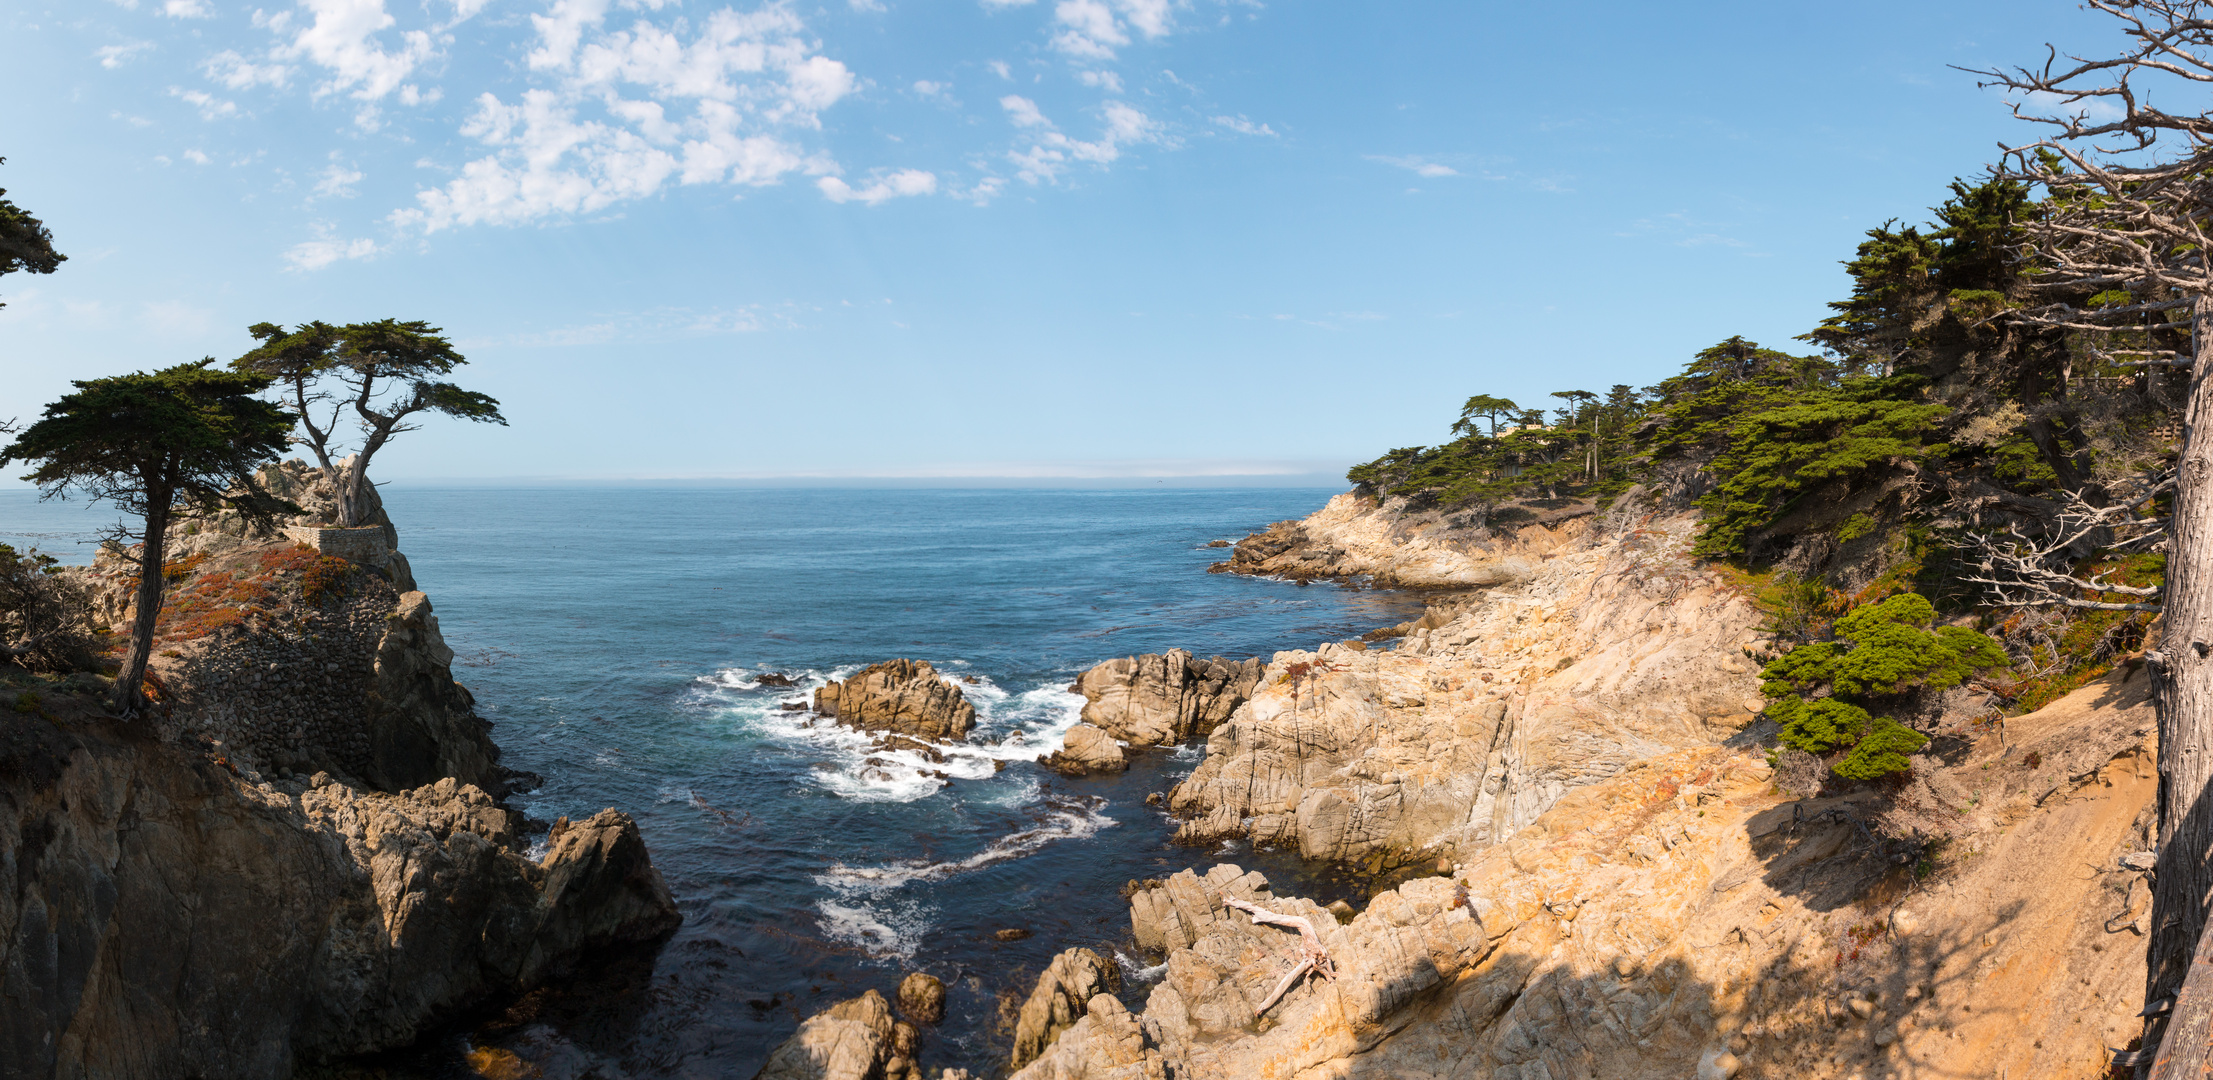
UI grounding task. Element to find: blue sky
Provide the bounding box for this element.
[0,0,2117,484]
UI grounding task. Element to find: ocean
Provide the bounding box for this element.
[0,485,1426,1078]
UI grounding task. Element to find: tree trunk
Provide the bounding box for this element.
[2147,294,2213,1060]
[2151,915,2213,1078]
[336,457,366,528]
[110,493,170,716]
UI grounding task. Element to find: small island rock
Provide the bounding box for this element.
[1039,723,1128,776]
[897,972,947,1025]
[814,659,977,741]
[1076,649,1263,746]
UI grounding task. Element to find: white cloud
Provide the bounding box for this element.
[283,235,381,270]
[1077,69,1121,93]
[913,79,947,97]
[1368,154,1458,178]
[163,0,214,16]
[1005,99,1158,184]
[1048,0,1171,59]
[1211,114,1274,137]
[1000,94,1052,128]
[314,161,365,198]
[96,42,155,69]
[397,4,860,232]
[205,49,291,88]
[988,60,1012,79]
[817,168,937,204]
[848,0,885,10]
[980,0,1036,7]
[183,148,212,164]
[280,0,438,101]
[171,87,240,118]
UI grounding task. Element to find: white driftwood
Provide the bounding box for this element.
[1223,896,1336,1015]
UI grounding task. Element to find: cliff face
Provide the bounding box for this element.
[0,699,679,1079]
[1170,507,1770,865]
[1013,673,2155,1080]
[1,478,680,1079]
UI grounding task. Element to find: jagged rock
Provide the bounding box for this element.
[897,972,947,1025]
[1168,510,1768,863]
[814,660,976,742]
[1076,649,1263,746]
[754,989,897,1080]
[1040,723,1128,776]
[1011,948,1123,1070]
[1015,673,2159,1080]
[1208,491,1593,587]
[0,711,681,1080]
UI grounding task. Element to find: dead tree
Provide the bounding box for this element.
[1222,896,1336,1015]
[1963,477,2171,612]
[1967,4,2213,1067]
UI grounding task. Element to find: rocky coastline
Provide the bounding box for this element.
[750,487,2158,1080]
[0,464,680,1080]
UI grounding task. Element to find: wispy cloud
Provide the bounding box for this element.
[1368,154,1458,178]
[818,168,938,205]
[1211,114,1274,137]
[96,41,155,69]
[1001,96,1162,184]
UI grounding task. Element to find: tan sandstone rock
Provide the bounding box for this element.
[1170,509,1768,863]
[897,971,947,1025]
[1210,491,1587,587]
[1040,723,1128,776]
[1015,672,2157,1080]
[1075,649,1263,746]
[754,989,898,1080]
[814,659,977,741]
[1011,947,1124,1070]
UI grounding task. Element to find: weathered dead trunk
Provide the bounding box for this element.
[110,494,170,716]
[2150,296,2213,1058]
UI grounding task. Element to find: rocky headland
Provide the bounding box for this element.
[0,463,680,1079]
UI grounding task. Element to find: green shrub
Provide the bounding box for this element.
[1762,592,2006,779]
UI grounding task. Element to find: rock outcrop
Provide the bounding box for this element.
[897,971,946,1026]
[1075,649,1263,746]
[1209,491,1594,587]
[1011,948,1123,1071]
[0,700,681,1080]
[815,660,977,742]
[1039,723,1128,776]
[1170,509,1769,864]
[754,989,923,1080]
[1014,672,2157,1080]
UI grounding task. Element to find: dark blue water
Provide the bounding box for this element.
[0,486,1423,1078]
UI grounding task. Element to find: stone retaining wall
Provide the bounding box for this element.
[283,525,391,565]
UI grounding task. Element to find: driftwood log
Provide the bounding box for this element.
[1223,896,1336,1015]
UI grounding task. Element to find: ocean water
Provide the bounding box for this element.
[0,486,1427,1078]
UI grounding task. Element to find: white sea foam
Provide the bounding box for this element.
[1115,949,1168,983]
[815,797,1116,896]
[816,898,933,959]
[692,663,1093,803]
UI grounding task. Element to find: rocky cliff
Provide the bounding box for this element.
[1,473,681,1079]
[1171,505,1770,865]
[1012,671,2156,1080]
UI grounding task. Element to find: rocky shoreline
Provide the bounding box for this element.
[751,487,2157,1080]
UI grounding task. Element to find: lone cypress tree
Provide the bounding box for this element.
[0,362,294,715]
[0,156,65,309]
[233,318,505,528]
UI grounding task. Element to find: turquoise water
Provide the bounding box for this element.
[0,486,1425,1077]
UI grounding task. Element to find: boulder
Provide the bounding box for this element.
[754,990,898,1080]
[814,660,976,741]
[897,972,947,1025]
[1011,948,1122,1070]
[1039,723,1128,776]
[1076,649,1262,746]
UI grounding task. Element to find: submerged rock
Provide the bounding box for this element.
[814,659,977,741]
[1039,722,1128,776]
[1076,649,1263,746]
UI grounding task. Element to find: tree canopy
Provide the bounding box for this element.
[233,318,506,528]
[0,156,65,309]
[0,361,294,712]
